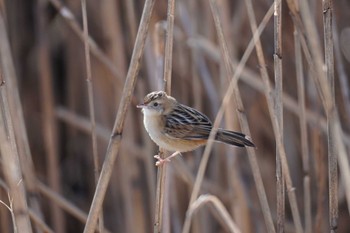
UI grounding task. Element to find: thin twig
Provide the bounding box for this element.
[83,0,157,232]
[80,0,103,232]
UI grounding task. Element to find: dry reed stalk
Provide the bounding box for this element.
[37,181,112,233]
[243,0,304,231]
[273,0,285,231]
[292,0,350,227]
[313,130,327,232]
[83,0,157,231]
[182,2,276,233]
[0,70,32,233]
[294,29,312,233]
[302,3,350,217]
[36,1,65,232]
[80,0,103,232]
[0,7,44,233]
[299,0,340,230]
[47,0,123,82]
[154,0,176,232]
[323,0,338,230]
[186,195,242,233]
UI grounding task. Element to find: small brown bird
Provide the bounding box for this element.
[137,91,255,165]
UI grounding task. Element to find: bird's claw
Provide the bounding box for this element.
[154,155,171,166]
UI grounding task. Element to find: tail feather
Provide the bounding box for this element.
[215,129,255,147]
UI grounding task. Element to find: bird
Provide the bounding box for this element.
[137,91,255,165]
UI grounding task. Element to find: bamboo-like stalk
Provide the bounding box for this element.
[0,7,44,233]
[80,0,103,232]
[294,29,312,233]
[83,0,157,232]
[273,0,285,231]
[182,2,276,233]
[0,69,32,233]
[243,0,303,232]
[154,0,176,232]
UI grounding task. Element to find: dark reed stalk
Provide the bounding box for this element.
[273,0,285,231]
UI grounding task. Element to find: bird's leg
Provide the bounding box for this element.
[154,151,181,166]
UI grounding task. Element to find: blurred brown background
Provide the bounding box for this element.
[0,0,350,232]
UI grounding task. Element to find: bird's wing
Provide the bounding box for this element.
[163,104,212,139]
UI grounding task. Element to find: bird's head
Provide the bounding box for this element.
[137,91,175,116]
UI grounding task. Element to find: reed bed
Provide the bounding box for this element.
[0,0,350,232]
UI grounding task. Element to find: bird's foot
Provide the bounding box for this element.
[154,151,181,166]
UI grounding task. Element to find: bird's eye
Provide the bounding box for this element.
[153,102,159,107]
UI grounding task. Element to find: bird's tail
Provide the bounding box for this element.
[215,129,255,147]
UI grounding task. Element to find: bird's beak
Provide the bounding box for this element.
[136,103,146,108]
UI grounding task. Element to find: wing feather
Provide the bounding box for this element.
[163,104,212,139]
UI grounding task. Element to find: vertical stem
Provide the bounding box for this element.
[322,0,337,231]
[80,0,103,232]
[0,57,32,233]
[273,0,284,232]
[154,0,176,232]
[294,29,312,233]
